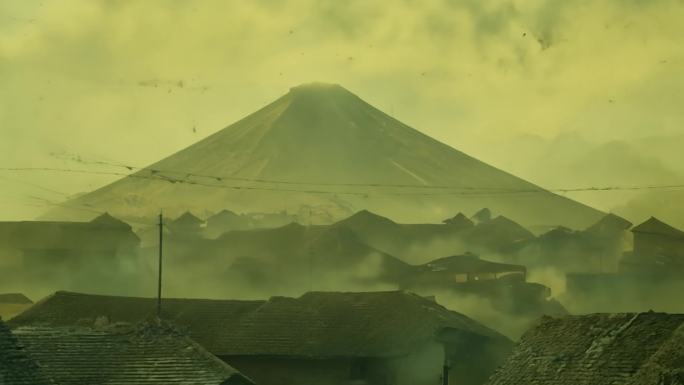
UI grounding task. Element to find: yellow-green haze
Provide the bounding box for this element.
[1,0,683,224]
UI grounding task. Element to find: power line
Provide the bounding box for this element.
[40,154,684,193]
[2,166,684,197]
[47,157,519,191]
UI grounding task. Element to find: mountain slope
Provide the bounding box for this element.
[48,82,603,228]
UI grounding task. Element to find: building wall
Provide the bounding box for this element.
[384,341,445,385]
[220,356,354,385]
[634,233,684,262]
[222,344,448,385]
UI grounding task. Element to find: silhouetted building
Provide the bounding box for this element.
[464,215,535,254]
[624,217,684,274]
[486,312,684,385]
[471,208,492,224]
[400,254,564,319]
[584,213,632,237]
[0,293,32,305]
[530,213,632,273]
[404,253,526,286]
[168,211,204,238]
[0,293,33,321]
[11,291,513,385]
[205,209,248,237]
[0,213,139,269]
[442,213,475,228]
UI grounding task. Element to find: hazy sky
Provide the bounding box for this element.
[1,0,683,220]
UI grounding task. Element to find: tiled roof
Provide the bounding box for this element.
[0,293,32,305]
[0,320,53,385]
[9,291,264,357]
[486,312,684,385]
[10,290,511,359]
[210,290,510,358]
[628,322,684,385]
[13,320,253,385]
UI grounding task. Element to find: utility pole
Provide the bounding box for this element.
[308,207,313,293]
[157,211,163,318]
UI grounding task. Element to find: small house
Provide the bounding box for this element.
[0,293,33,321]
[0,213,140,269]
[630,217,684,270]
[206,209,248,237]
[470,208,492,224]
[10,290,513,385]
[168,211,205,237]
[442,213,474,229]
[13,319,253,385]
[405,253,527,286]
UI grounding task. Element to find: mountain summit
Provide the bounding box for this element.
[49,82,602,228]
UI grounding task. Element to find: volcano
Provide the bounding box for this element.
[49,82,603,228]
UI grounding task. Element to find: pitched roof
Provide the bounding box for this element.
[585,213,633,233]
[632,217,684,239]
[13,320,253,385]
[471,215,535,243]
[89,212,132,229]
[208,209,241,222]
[337,210,397,229]
[8,291,265,357]
[420,254,526,275]
[215,290,510,358]
[0,219,140,251]
[486,312,684,385]
[0,321,53,385]
[471,208,492,223]
[171,212,204,226]
[10,291,510,359]
[442,213,474,227]
[0,293,32,305]
[627,322,684,385]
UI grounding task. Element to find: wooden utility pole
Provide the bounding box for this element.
[157,211,163,318]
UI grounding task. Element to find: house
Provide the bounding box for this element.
[442,213,474,228]
[209,291,513,385]
[403,253,527,286]
[399,254,565,322]
[462,215,535,255]
[527,213,632,273]
[470,208,492,224]
[0,293,33,321]
[485,312,684,385]
[0,213,140,270]
[625,217,684,273]
[0,293,32,305]
[168,211,205,237]
[0,320,54,385]
[584,213,632,237]
[10,290,513,385]
[12,319,253,385]
[206,209,249,237]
